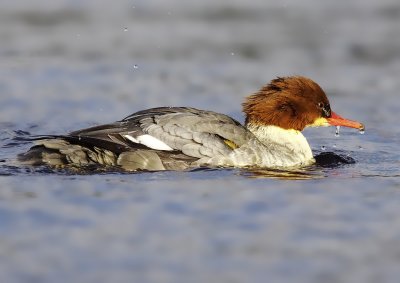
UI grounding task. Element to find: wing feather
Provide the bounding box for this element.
[53,107,254,160]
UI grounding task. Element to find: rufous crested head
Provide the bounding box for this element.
[242,76,364,131]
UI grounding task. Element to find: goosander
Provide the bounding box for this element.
[18,76,364,171]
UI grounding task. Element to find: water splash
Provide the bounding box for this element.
[133,64,139,70]
[335,126,340,137]
[123,27,128,32]
[359,128,365,135]
[321,145,326,151]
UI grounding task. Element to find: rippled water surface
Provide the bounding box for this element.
[1,1,400,282]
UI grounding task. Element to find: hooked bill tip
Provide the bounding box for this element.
[328,112,364,131]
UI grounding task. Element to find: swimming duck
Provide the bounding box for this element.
[18,76,364,171]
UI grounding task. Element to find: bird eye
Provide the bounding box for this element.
[320,103,331,117]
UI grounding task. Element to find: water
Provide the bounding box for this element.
[335,126,340,137]
[1,1,400,282]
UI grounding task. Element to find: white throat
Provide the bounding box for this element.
[246,124,314,166]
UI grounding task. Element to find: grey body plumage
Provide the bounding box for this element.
[19,107,255,171]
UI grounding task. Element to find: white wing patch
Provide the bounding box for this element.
[123,134,173,151]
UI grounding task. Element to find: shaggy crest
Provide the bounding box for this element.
[242,76,330,131]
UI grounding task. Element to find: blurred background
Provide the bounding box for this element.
[1,1,400,283]
[1,0,399,130]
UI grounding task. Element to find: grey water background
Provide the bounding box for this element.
[1,0,400,282]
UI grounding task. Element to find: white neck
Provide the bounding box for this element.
[246,124,314,166]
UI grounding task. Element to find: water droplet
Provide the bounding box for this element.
[123,27,128,32]
[321,146,326,151]
[359,128,365,135]
[133,64,139,69]
[335,126,340,137]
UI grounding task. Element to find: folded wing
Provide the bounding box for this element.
[20,107,254,170]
